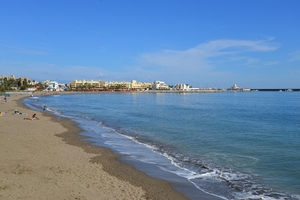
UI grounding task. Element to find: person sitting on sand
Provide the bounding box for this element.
[3,96,8,102]
[24,114,39,120]
[0,111,7,116]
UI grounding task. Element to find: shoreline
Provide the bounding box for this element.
[0,93,221,200]
[1,93,190,199]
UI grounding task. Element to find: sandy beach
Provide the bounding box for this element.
[0,94,189,200]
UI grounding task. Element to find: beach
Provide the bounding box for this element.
[0,94,189,200]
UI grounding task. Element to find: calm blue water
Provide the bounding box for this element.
[24,92,300,200]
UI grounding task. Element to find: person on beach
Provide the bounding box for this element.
[0,111,7,116]
[14,110,26,115]
[43,106,47,112]
[24,114,39,120]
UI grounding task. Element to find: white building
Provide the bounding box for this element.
[229,84,250,92]
[152,81,170,90]
[231,84,240,90]
[47,81,59,91]
[175,84,190,90]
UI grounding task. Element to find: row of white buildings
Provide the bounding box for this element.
[69,79,196,91]
[69,80,183,91]
[2,75,236,91]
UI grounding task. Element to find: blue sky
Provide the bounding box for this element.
[1,0,300,88]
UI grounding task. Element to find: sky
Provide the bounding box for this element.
[1,0,300,88]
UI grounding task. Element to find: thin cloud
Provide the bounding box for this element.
[12,46,49,55]
[201,38,277,53]
[1,44,49,55]
[140,39,278,70]
[288,51,300,61]
[242,58,259,66]
[264,61,279,65]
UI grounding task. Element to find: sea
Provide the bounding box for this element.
[23,91,300,200]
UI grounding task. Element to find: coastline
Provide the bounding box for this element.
[0,93,190,199]
[1,93,226,200]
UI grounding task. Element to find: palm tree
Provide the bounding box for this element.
[17,78,22,88]
[23,78,28,88]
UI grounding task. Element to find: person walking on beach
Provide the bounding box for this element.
[43,106,47,112]
[24,114,39,120]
